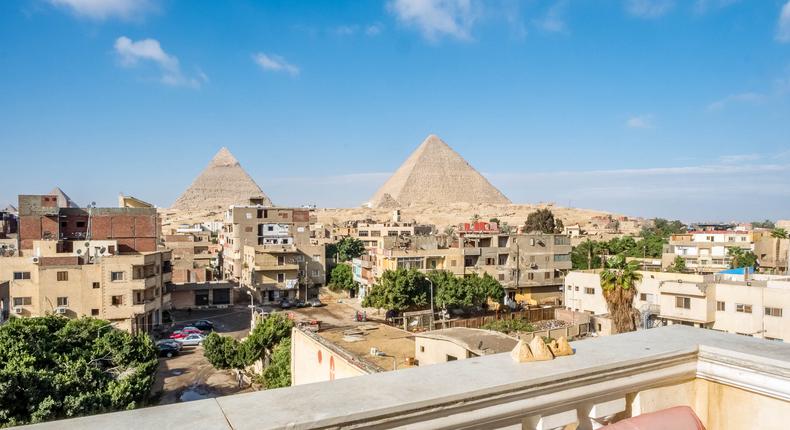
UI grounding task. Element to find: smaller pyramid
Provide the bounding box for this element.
[171,147,271,211]
[367,135,510,207]
[49,187,79,208]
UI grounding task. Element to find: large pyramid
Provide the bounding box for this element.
[367,135,511,207]
[172,147,271,210]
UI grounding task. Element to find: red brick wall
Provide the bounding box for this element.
[39,256,80,266]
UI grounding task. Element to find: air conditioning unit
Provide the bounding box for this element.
[55,307,67,315]
[370,347,380,356]
[13,307,22,314]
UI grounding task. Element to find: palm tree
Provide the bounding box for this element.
[771,228,788,239]
[599,255,642,334]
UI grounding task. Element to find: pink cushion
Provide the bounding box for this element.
[602,406,706,430]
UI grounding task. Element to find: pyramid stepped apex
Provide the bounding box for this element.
[210,147,240,167]
[367,134,511,208]
[171,147,271,211]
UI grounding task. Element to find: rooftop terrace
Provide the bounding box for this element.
[16,325,790,430]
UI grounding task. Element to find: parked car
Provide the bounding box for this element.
[157,342,180,358]
[169,328,203,339]
[192,320,214,331]
[294,299,306,308]
[175,333,206,347]
[307,298,324,307]
[279,298,293,309]
[156,339,183,350]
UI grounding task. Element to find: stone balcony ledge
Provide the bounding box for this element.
[16,325,790,430]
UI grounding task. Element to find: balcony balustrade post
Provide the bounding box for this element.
[524,409,578,430]
[587,397,626,429]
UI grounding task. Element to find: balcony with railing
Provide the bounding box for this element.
[19,325,790,430]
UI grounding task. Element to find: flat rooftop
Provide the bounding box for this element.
[317,324,416,372]
[413,327,518,356]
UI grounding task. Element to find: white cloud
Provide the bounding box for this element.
[706,92,765,111]
[624,0,674,18]
[626,114,655,129]
[534,0,567,33]
[49,0,152,20]
[778,1,790,43]
[114,36,206,88]
[388,0,479,41]
[366,24,383,36]
[333,25,358,36]
[718,154,762,164]
[252,53,300,76]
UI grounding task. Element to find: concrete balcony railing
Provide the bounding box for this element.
[254,263,299,272]
[18,325,790,430]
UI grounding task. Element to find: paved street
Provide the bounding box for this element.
[152,307,253,405]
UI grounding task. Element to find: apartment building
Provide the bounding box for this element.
[221,205,326,304]
[564,270,789,341]
[0,194,171,333]
[164,231,220,284]
[662,229,754,273]
[753,230,789,274]
[364,230,572,306]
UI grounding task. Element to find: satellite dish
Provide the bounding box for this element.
[84,242,90,247]
[100,247,106,254]
[76,249,82,255]
[91,201,96,207]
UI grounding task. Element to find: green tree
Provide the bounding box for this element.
[482,319,535,334]
[204,313,294,371]
[0,316,157,427]
[572,239,606,270]
[752,219,775,229]
[599,255,642,334]
[362,268,430,311]
[335,237,365,262]
[261,338,291,389]
[641,218,687,238]
[771,228,788,239]
[727,247,758,269]
[328,264,358,294]
[667,256,687,273]
[524,209,563,234]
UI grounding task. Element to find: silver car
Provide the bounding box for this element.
[175,333,206,347]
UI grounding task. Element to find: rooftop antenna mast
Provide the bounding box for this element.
[86,201,96,240]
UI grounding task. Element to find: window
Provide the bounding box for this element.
[76,221,85,228]
[765,307,783,317]
[312,254,320,262]
[93,282,100,289]
[640,293,648,301]
[585,287,595,295]
[450,260,457,267]
[736,303,752,314]
[499,274,505,281]
[111,271,125,281]
[257,209,263,218]
[420,346,425,352]
[60,221,67,228]
[277,273,285,283]
[57,297,68,307]
[446,354,458,362]
[245,226,253,233]
[111,295,124,306]
[13,297,32,306]
[91,309,99,316]
[544,272,551,280]
[675,296,691,309]
[56,271,68,281]
[311,270,320,277]
[13,272,31,280]
[717,301,726,311]
[574,286,579,291]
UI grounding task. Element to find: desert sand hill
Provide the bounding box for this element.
[160,203,622,235]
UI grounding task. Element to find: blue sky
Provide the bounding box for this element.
[1,0,789,222]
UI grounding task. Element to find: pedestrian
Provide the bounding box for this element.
[237,370,244,388]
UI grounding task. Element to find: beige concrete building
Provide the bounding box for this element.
[291,323,415,386]
[412,328,517,365]
[0,240,171,333]
[753,230,789,274]
[221,205,326,303]
[564,270,789,341]
[0,193,171,332]
[363,231,571,306]
[662,230,754,273]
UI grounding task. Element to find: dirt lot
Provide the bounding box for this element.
[152,307,254,405]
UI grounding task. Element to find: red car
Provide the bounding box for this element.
[169,327,203,339]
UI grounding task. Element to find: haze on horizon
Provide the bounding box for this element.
[2,0,790,222]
